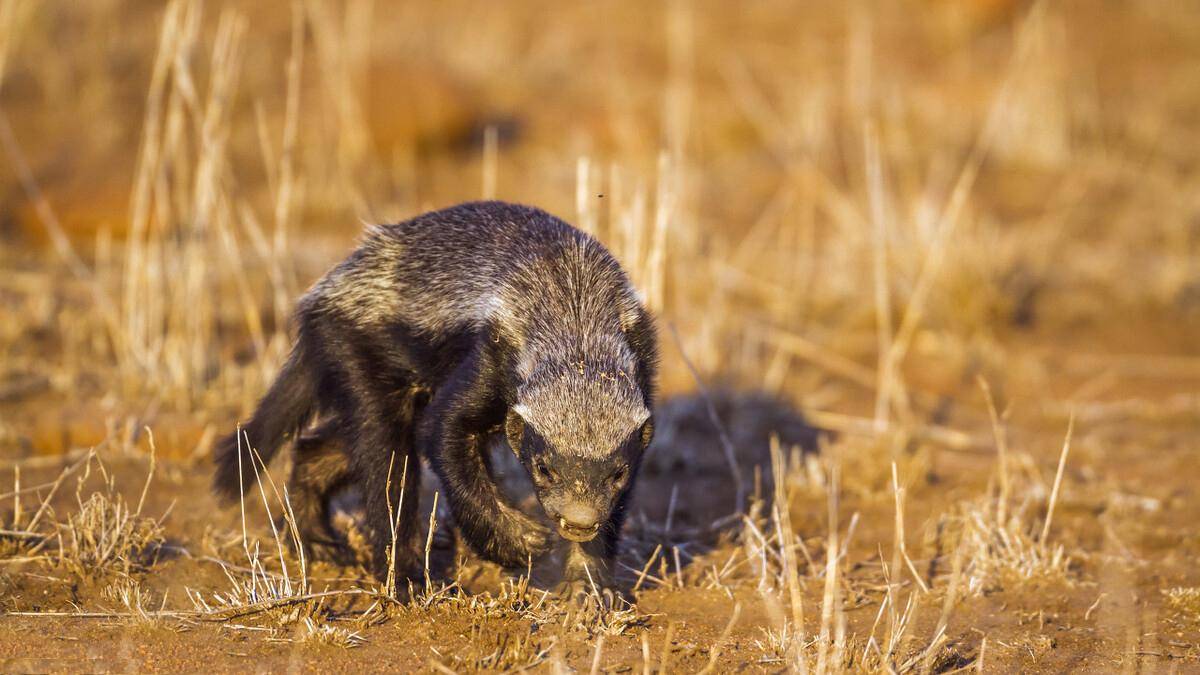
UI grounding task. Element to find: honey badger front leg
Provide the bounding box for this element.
[420,343,551,568]
[557,486,631,599]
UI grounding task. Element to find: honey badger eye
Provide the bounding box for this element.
[609,465,628,484]
[534,459,555,483]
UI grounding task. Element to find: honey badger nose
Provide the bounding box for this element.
[561,503,598,530]
[557,504,600,541]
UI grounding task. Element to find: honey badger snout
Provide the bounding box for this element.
[556,503,600,542]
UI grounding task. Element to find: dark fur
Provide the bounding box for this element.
[212,201,658,587]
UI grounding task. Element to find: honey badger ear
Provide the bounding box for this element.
[640,417,655,449]
[505,407,526,457]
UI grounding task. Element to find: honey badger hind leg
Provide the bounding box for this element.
[348,390,426,585]
[293,308,429,585]
[286,417,355,566]
[351,421,423,584]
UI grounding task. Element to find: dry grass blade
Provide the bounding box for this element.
[385,451,407,599]
[770,436,805,661]
[1040,413,1074,544]
[978,377,1012,524]
[589,634,605,675]
[424,490,439,590]
[659,621,677,674]
[891,462,929,594]
[799,408,983,453]
[865,120,901,430]
[815,459,841,674]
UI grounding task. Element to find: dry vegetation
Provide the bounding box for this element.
[2,0,1200,671]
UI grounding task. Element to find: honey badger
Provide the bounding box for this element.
[212,201,658,591]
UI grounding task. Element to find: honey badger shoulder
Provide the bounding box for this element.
[211,201,658,587]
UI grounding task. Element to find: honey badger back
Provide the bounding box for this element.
[212,201,658,587]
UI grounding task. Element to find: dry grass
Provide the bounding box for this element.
[0,0,1198,670]
[0,437,166,578]
[57,483,166,578]
[292,616,365,649]
[1162,588,1200,621]
[430,616,555,673]
[55,451,165,578]
[185,539,314,623]
[412,570,647,643]
[944,399,1077,596]
[101,578,163,627]
[5,0,1191,413]
[644,432,964,672]
[183,436,376,643]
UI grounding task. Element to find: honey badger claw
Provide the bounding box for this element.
[212,201,658,587]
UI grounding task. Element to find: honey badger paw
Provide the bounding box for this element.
[493,502,553,565]
[521,522,553,556]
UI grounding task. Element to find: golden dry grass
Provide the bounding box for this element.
[2,0,1199,671]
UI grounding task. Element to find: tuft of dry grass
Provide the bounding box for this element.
[42,440,167,579]
[944,403,1077,596]
[1162,587,1200,620]
[431,615,555,673]
[670,414,1024,673]
[0,436,173,600]
[293,616,366,649]
[753,620,800,666]
[101,578,163,627]
[58,486,165,577]
[411,571,647,644]
[703,435,970,673]
[186,538,312,622]
[185,433,383,643]
[952,501,1070,596]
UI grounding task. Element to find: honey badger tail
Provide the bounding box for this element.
[212,346,315,502]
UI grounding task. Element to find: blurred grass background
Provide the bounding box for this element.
[1,0,1198,451]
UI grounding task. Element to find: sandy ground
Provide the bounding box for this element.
[2,335,1199,672]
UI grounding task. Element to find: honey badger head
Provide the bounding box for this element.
[506,359,653,542]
